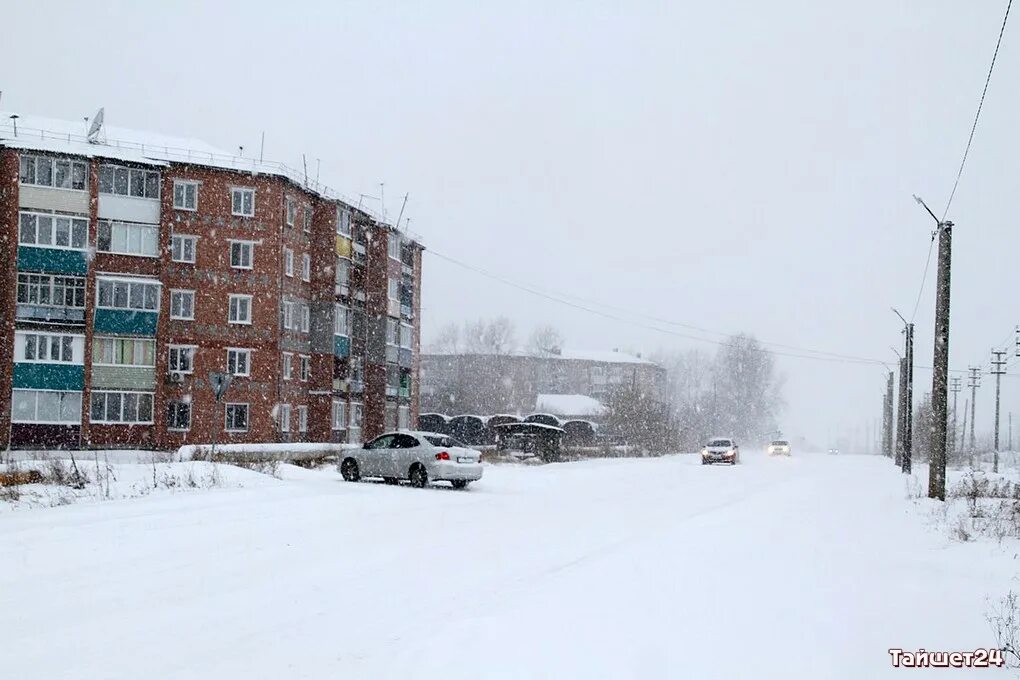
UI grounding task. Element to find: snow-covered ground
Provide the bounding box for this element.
[1,452,1014,679]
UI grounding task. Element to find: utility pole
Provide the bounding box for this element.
[891,309,915,475]
[991,349,1007,473]
[960,398,969,455]
[911,197,952,500]
[949,376,962,464]
[967,366,981,465]
[884,371,894,458]
[895,355,907,468]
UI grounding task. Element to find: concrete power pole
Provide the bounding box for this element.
[903,323,915,475]
[991,349,1007,473]
[927,219,952,500]
[949,376,962,464]
[967,366,981,466]
[895,356,907,468]
[884,372,895,458]
[961,398,969,454]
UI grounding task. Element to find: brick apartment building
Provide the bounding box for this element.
[0,112,422,450]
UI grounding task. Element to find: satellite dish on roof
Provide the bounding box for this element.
[86,107,105,143]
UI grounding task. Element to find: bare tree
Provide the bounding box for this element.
[527,324,564,355]
[429,322,461,353]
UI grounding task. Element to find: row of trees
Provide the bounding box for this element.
[651,334,784,451]
[429,318,563,356]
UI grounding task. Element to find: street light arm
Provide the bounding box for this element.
[913,194,941,226]
[892,307,908,327]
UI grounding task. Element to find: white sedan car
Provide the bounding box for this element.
[767,439,792,456]
[339,431,483,489]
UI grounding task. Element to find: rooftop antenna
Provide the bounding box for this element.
[238,145,244,157]
[315,158,321,185]
[380,182,386,222]
[83,116,90,136]
[394,193,408,233]
[259,131,265,162]
[9,114,19,137]
[302,154,308,187]
[86,107,104,144]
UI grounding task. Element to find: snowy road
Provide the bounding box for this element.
[1,453,1013,679]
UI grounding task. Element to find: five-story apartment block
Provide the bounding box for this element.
[0,113,422,450]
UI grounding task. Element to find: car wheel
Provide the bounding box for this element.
[451,479,468,490]
[340,458,360,482]
[409,464,429,489]
[702,459,709,465]
[383,477,399,485]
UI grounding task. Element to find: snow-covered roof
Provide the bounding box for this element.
[534,394,607,417]
[535,348,651,365]
[427,347,654,366]
[0,111,395,228]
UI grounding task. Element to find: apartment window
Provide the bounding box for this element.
[386,319,398,346]
[229,241,254,269]
[388,233,401,260]
[92,337,155,367]
[12,390,82,424]
[171,235,197,263]
[281,301,293,330]
[398,405,410,430]
[388,277,399,301]
[350,402,363,428]
[170,289,195,320]
[282,353,293,380]
[299,355,310,382]
[18,332,78,363]
[385,402,398,430]
[173,181,198,210]
[20,155,88,190]
[350,357,364,385]
[98,220,158,257]
[302,253,311,282]
[301,304,310,333]
[286,197,296,227]
[19,212,88,250]
[400,323,414,350]
[332,400,346,430]
[225,403,249,432]
[96,278,160,311]
[98,165,160,199]
[168,345,196,373]
[336,207,351,237]
[90,391,154,424]
[278,404,291,432]
[285,248,294,277]
[167,401,191,431]
[228,295,252,324]
[17,273,87,309]
[348,406,363,443]
[298,405,308,433]
[303,205,312,232]
[227,348,251,377]
[231,187,255,217]
[334,304,349,336]
[336,258,350,289]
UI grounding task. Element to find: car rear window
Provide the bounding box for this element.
[707,439,732,447]
[772,440,789,446]
[425,435,465,448]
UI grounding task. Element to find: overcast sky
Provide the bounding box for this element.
[4,1,1018,447]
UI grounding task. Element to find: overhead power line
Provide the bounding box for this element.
[942,0,1013,220]
[427,248,887,367]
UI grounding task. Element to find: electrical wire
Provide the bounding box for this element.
[942,0,1013,221]
[426,249,887,367]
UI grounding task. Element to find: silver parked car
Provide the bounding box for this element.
[339,431,483,489]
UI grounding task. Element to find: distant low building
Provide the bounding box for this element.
[421,348,666,417]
